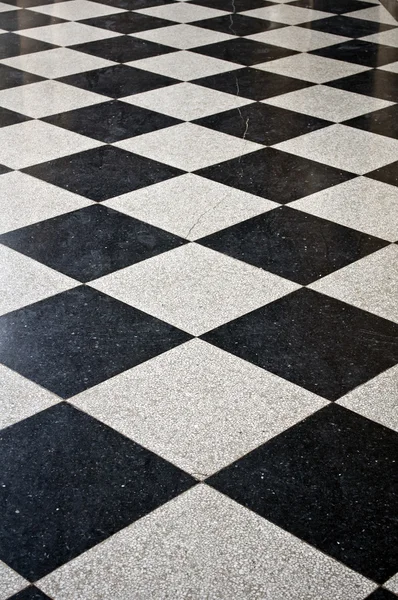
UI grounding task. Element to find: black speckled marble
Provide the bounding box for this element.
[23,145,183,201]
[0,403,195,581]
[44,100,181,143]
[198,206,388,284]
[194,67,314,101]
[0,204,187,281]
[365,589,398,600]
[207,403,398,583]
[367,162,398,188]
[193,38,297,66]
[58,64,178,98]
[194,102,331,145]
[71,36,176,62]
[0,106,30,127]
[312,39,398,67]
[300,14,396,36]
[196,148,356,202]
[192,14,286,36]
[345,105,398,140]
[328,70,398,103]
[0,33,55,59]
[202,287,398,400]
[0,286,191,397]
[81,12,175,34]
[0,63,43,90]
[0,9,64,31]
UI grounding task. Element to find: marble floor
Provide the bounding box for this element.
[0,0,397,597]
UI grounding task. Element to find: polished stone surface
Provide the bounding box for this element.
[0,0,398,597]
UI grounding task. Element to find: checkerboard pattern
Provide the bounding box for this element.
[0,0,397,596]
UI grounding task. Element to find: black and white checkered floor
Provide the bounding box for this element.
[0,0,397,596]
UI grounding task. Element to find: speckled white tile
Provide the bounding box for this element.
[124,82,252,120]
[242,4,333,24]
[72,339,327,477]
[129,50,240,80]
[0,245,78,316]
[0,172,93,235]
[134,2,228,22]
[105,173,275,239]
[37,485,376,600]
[31,0,126,20]
[361,28,398,47]
[274,124,398,174]
[21,22,121,45]
[379,61,398,73]
[0,80,106,118]
[0,364,60,430]
[290,177,398,241]
[345,5,397,24]
[248,26,346,51]
[255,53,370,83]
[0,561,27,600]
[310,245,398,323]
[0,121,101,169]
[131,23,234,48]
[338,365,398,433]
[0,2,21,11]
[90,243,298,335]
[263,84,393,121]
[0,47,114,78]
[115,122,262,171]
[386,573,398,595]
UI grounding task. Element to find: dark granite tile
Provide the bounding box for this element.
[207,403,398,582]
[0,403,195,579]
[193,38,297,66]
[0,204,187,282]
[0,286,191,397]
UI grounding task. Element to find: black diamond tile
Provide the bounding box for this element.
[90,0,177,8]
[71,35,175,62]
[0,33,55,59]
[0,402,195,580]
[312,40,398,68]
[300,15,396,37]
[0,164,11,175]
[43,100,180,142]
[0,286,191,397]
[58,64,178,98]
[23,145,183,201]
[0,63,43,90]
[365,590,398,600]
[192,14,286,36]
[196,147,355,202]
[7,587,52,600]
[0,0,67,7]
[198,206,387,285]
[0,204,186,282]
[194,67,314,100]
[0,106,30,127]
[194,102,330,145]
[0,9,64,30]
[193,38,297,66]
[207,403,398,582]
[81,12,175,34]
[367,161,398,188]
[344,104,398,140]
[328,70,398,103]
[202,288,398,400]
[189,0,275,11]
[291,0,375,13]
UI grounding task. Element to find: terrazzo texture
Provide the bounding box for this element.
[0,0,397,596]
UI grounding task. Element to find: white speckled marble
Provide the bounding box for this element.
[338,364,398,433]
[105,174,276,240]
[37,485,376,600]
[0,561,28,600]
[309,245,398,323]
[89,243,299,335]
